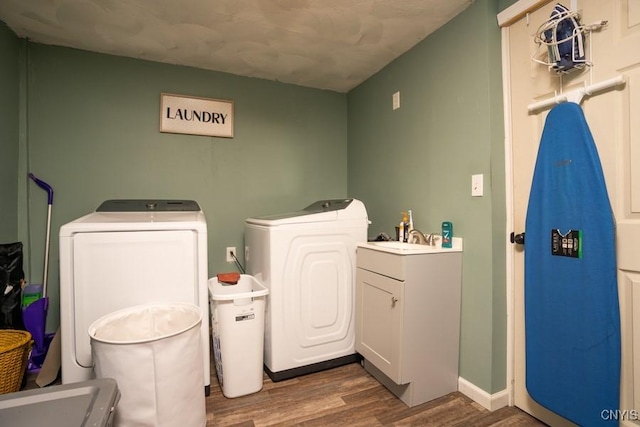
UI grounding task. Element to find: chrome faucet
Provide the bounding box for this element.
[407,229,427,245]
[425,233,440,246]
[407,229,439,246]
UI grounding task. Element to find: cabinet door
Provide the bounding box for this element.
[355,268,405,384]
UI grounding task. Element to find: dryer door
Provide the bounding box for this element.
[281,233,357,365]
[72,230,198,368]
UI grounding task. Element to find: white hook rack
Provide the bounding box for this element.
[527,75,626,113]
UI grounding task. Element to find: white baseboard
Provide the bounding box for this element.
[458,377,509,411]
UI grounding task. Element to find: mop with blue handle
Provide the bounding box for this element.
[23,173,53,369]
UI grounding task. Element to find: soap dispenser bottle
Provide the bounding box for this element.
[399,212,408,242]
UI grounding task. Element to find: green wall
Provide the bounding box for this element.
[18,43,348,334]
[0,22,19,242]
[347,0,506,393]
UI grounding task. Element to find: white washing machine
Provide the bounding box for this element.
[245,198,368,381]
[59,200,210,395]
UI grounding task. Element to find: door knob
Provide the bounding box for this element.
[510,232,525,245]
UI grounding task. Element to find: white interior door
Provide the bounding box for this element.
[502,0,640,425]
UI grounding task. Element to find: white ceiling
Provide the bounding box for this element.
[0,0,474,93]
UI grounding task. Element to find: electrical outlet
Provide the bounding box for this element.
[226,247,236,263]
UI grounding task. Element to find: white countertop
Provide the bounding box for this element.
[357,237,463,255]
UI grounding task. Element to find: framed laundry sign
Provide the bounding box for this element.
[160,93,234,138]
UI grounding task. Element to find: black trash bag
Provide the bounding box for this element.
[0,242,26,330]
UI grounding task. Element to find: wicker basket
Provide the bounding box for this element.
[0,330,32,394]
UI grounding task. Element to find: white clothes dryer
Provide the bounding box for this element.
[245,198,368,381]
[59,200,210,395]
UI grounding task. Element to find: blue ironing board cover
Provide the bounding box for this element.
[525,102,620,426]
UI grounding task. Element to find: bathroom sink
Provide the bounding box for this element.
[360,238,463,254]
[370,241,429,251]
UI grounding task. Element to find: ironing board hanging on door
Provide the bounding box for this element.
[524,102,620,426]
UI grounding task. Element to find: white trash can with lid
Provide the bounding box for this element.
[88,303,205,427]
[209,274,269,398]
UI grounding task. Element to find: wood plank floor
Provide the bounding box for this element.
[23,360,548,426]
[206,362,548,426]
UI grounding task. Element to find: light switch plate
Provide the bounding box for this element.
[392,91,400,110]
[472,174,483,197]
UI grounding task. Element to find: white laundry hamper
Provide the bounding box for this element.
[88,303,206,427]
[209,274,268,398]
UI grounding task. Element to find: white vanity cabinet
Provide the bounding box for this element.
[355,240,463,407]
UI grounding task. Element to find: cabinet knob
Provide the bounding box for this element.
[391,297,398,307]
